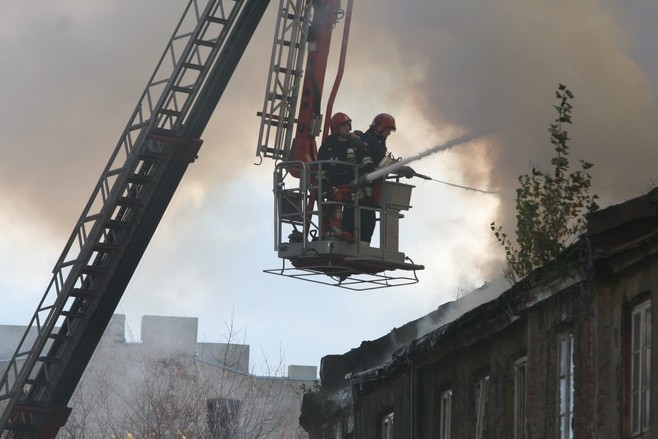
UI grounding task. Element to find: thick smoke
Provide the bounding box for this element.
[1,1,657,364]
[347,0,658,233]
[0,1,273,233]
[5,1,656,243]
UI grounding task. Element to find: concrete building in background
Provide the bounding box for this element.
[0,315,317,438]
[302,190,658,438]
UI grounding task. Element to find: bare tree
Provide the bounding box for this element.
[61,321,310,438]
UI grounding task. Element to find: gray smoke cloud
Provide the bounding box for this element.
[1,1,657,366]
[346,0,658,236]
[0,1,274,234]
[3,1,656,244]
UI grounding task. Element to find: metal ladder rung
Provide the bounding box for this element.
[106,219,131,230]
[159,108,183,118]
[257,112,295,123]
[60,310,87,319]
[48,334,75,343]
[139,151,167,161]
[94,240,119,250]
[182,62,204,71]
[81,264,107,275]
[282,40,301,49]
[206,16,229,25]
[37,356,62,365]
[127,174,155,184]
[171,85,194,94]
[69,288,96,299]
[269,93,292,103]
[274,66,298,76]
[264,118,289,128]
[128,121,149,131]
[116,196,142,207]
[26,379,52,388]
[194,39,215,48]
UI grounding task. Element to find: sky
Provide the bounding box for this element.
[0,0,657,375]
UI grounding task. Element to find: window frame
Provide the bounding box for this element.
[380,410,394,439]
[557,333,574,439]
[514,357,527,439]
[629,299,651,438]
[439,388,452,439]
[475,375,490,439]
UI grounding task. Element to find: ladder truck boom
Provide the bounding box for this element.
[1,0,424,434]
[256,0,344,164]
[258,0,425,289]
[0,0,269,436]
[286,0,341,164]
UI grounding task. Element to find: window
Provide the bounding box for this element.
[334,419,343,439]
[515,357,527,439]
[557,334,574,439]
[207,398,241,439]
[439,389,452,439]
[381,411,394,439]
[630,300,651,437]
[475,375,489,439]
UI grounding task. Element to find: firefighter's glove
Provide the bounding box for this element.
[398,165,416,179]
[351,175,370,187]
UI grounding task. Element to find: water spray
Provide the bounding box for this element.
[424,177,496,194]
[362,131,484,183]
[352,131,494,194]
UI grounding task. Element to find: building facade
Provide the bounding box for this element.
[302,190,658,439]
[0,315,316,438]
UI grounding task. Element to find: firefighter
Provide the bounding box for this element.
[356,113,414,243]
[317,112,375,242]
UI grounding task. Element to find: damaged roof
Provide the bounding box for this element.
[323,189,658,386]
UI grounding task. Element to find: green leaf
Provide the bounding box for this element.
[491,83,597,283]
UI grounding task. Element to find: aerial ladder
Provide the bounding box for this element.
[257,0,424,290]
[0,0,424,436]
[0,0,269,436]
